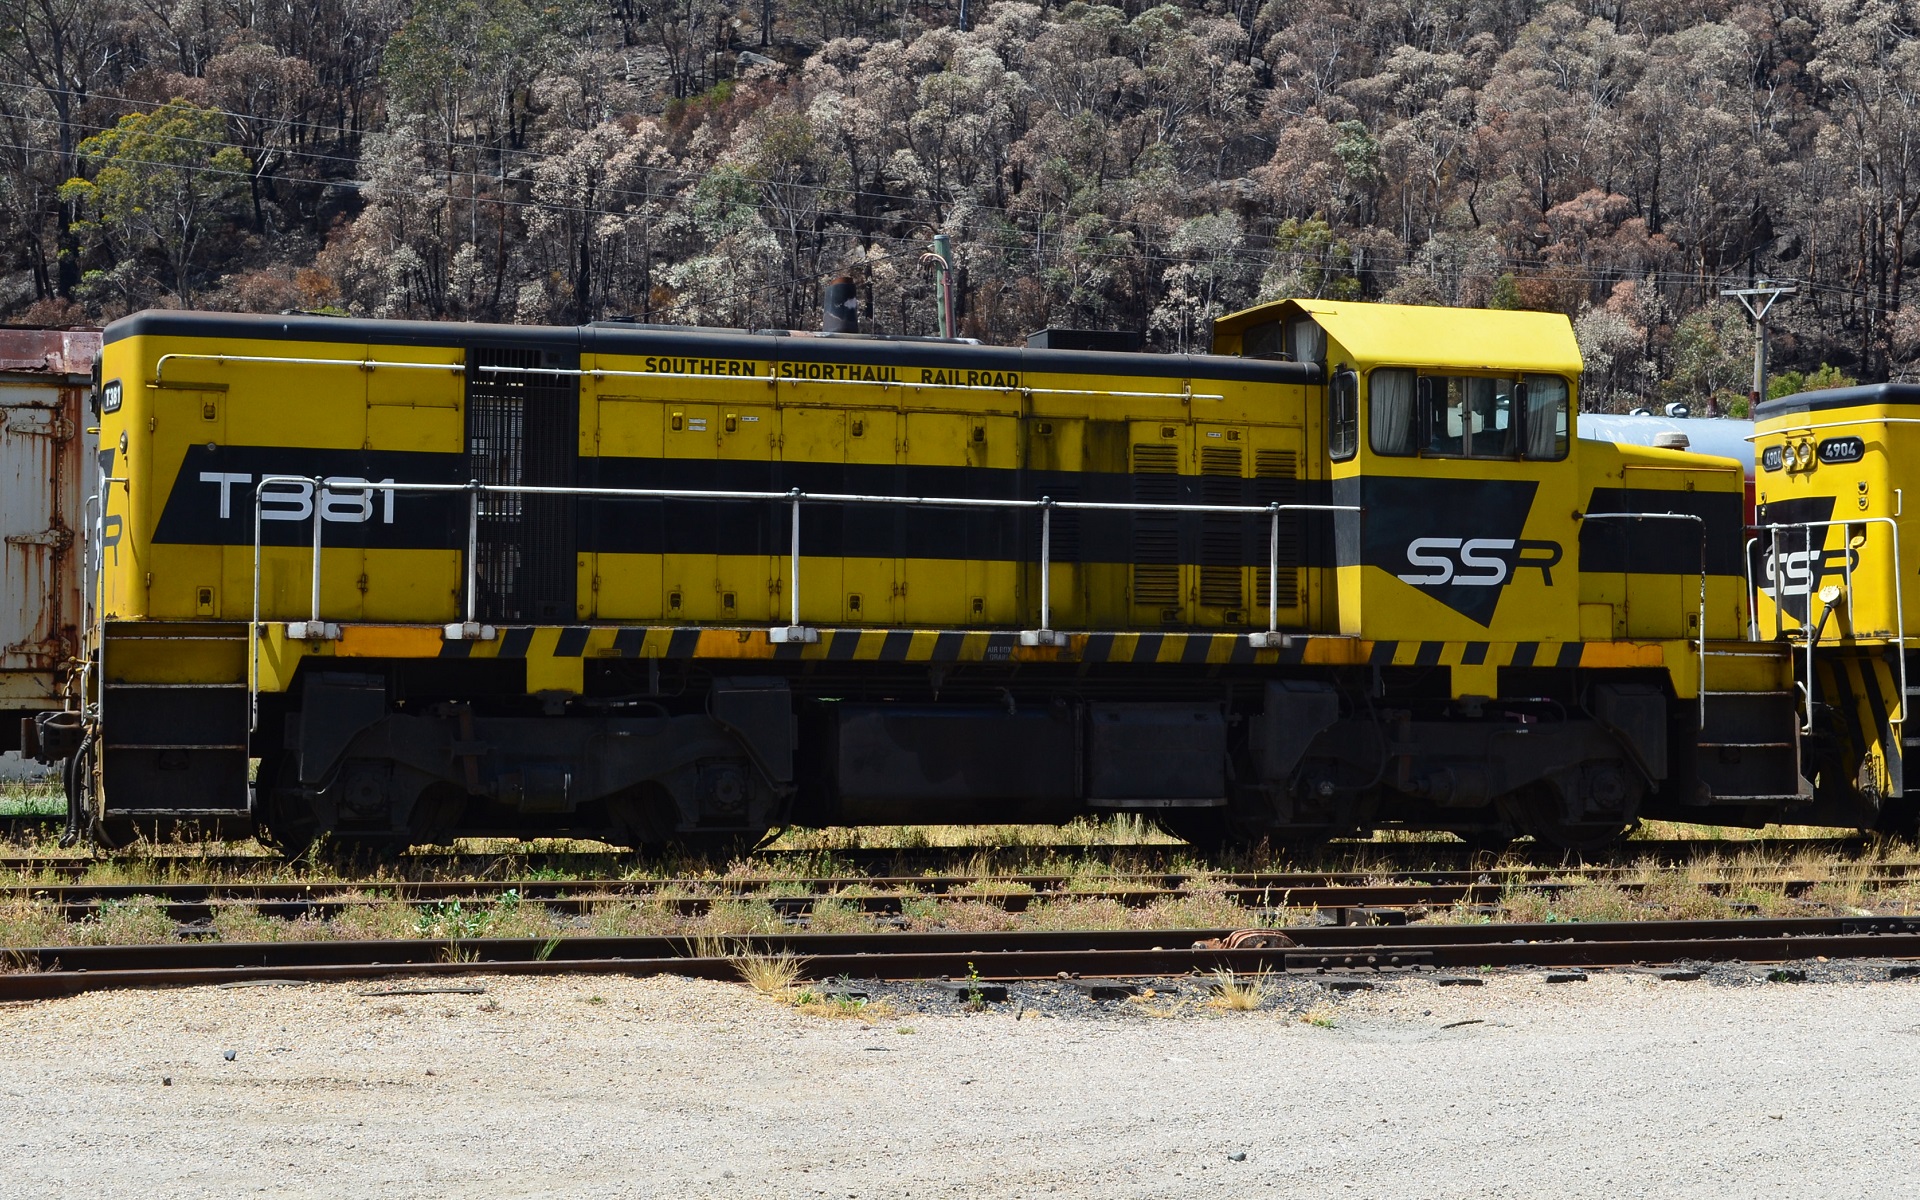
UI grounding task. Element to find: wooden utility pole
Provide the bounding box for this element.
[1720,281,1797,413]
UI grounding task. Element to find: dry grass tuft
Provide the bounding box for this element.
[1209,969,1267,1011]
[732,948,805,996]
[1300,1000,1338,1028]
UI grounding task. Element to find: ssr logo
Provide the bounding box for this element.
[1758,545,1858,599]
[1397,537,1563,588]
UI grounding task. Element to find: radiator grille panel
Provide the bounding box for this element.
[467,348,578,623]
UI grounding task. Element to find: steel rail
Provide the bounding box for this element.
[7,917,1920,1001]
[11,873,1912,914]
[0,836,1883,875]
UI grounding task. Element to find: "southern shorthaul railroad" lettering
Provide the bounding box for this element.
[632,357,1021,388]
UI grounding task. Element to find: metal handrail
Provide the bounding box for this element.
[156,353,464,385]
[246,475,1356,724]
[1755,516,1905,733]
[1578,511,1708,725]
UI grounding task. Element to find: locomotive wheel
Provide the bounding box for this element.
[1503,784,1635,856]
[255,756,323,860]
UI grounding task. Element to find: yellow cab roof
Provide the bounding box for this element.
[1214,298,1584,376]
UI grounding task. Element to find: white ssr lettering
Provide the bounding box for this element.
[199,472,398,524]
[1455,538,1513,587]
[1398,536,1517,587]
[1399,537,1460,585]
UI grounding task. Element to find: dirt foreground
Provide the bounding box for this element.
[4,970,1918,1198]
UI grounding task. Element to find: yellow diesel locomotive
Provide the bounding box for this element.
[42,299,1811,851]
[1752,382,1920,831]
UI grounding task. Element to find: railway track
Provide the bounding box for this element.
[0,835,1886,878]
[6,868,1915,925]
[6,917,1920,1002]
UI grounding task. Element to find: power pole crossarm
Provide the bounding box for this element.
[1721,281,1797,413]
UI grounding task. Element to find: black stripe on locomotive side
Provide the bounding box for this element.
[1579,488,1746,576]
[498,627,535,658]
[1462,642,1488,665]
[1510,642,1538,668]
[879,631,914,661]
[1369,640,1398,666]
[1180,635,1213,664]
[1135,633,1165,663]
[1414,642,1442,667]
[554,627,590,657]
[1555,642,1583,669]
[582,455,1332,569]
[612,627,645,658]
[1083,633,1116,663]
[439,639,471,659]
[665,629,700,658]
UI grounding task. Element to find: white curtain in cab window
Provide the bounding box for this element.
[1290,321,1325,365]
[1370,369,1416,454]
[1526,376,1568,459]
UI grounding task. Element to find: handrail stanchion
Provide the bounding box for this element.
[1021,498,1065,646]
[771,489,816,643]
[466,480,480,627]
[249,487,262,732]
[1770,526,1784,641]
[1268,504,1281,640]
[1743,535,1760,642]
[309,475,324,628]
[443,479,492,642]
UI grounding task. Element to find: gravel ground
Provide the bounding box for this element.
[5,967,1920,1198]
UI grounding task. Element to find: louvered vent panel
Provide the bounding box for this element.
[1199,445,1243,609]
[1132,443,1180,607]
[1253,449,1301,610]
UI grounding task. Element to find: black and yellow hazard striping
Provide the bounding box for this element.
[313,624,1678,671]
[1814,649,1906,799]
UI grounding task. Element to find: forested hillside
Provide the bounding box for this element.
[3,0,1917,409]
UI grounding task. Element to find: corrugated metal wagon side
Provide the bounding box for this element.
[1,328,98,753]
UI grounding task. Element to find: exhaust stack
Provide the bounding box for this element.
[823,276,859,333]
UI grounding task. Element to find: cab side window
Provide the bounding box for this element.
[1369,368,1416,455]
[1329,369,1358,461]
[1520,374,1570,461]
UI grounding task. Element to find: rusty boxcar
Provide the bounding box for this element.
[0,328,97,755]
